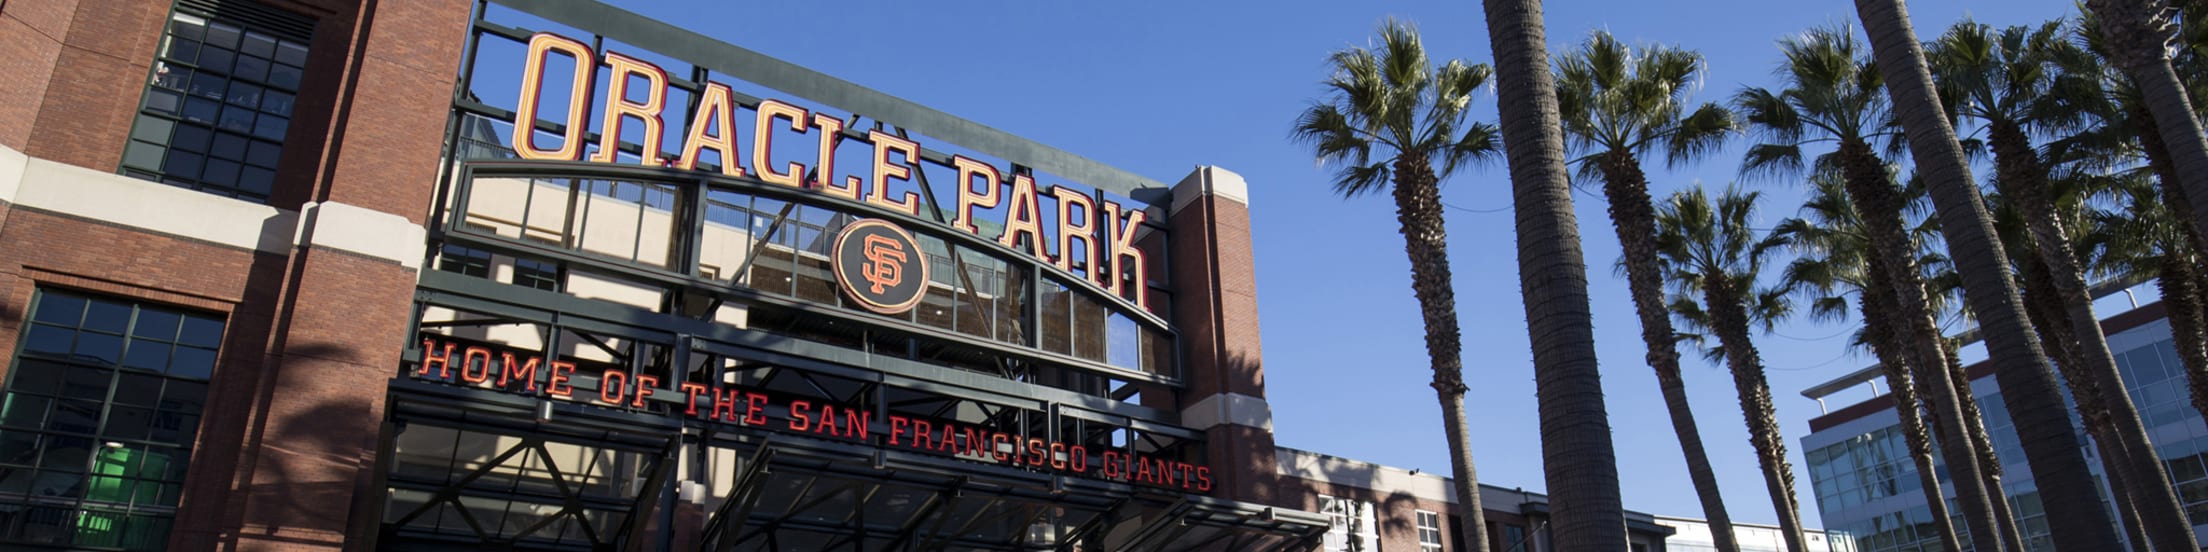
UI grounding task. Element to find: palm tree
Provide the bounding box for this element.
[1776,174,1960,552]
[1731,26,2007,550]
[1477,2,1627,548]
[1854,1,2135,549]
[1552,31,1739,552]
[2084,0,2208,275]
[1928,20,2137,550]
[1654,186,1806,552]
[2087,176,2208,441]
[1291,20,1500,551]
[1994,181,2153,549]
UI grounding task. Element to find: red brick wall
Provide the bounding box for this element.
[0,0,470,549]
[1169,186,1282,506]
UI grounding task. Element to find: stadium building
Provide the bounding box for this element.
[0,0,1695,550]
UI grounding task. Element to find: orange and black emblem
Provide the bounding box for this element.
[832,219,931,315]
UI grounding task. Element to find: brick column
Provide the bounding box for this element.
[218,0,468,549]
[1165,166,1281,506]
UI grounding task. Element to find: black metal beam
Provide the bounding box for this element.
[622,438,680,552]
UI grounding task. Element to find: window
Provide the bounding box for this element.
[1415,510,1443,552]
[123,1,315,202]
[1319,495,1379,552]
[513,258,560,291]
[1501,524,1528,552]
[0,290,224,550]
[436,244,492,278]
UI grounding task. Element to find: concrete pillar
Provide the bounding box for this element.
[1164,166,1280,506]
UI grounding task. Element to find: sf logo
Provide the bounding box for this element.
[861,234,907,293]
[833,219,931,314]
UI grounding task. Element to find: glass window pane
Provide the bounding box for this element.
[275,42,308,67]
[32,296,85,325]
[217,105,254,133]
[210,132,248,161]
[158,382,205,413]
[267,64,301,90]
[240,32,276,58]
[181,97,219,125]
[111,374,159,407]
[161,152,204,181]
[130,311,180,342]
[72,333,123,365]
[168,347,215,380]
[203,23,240,50]
[163,39,200,65]
[49,400,100,434]
[1,395,49,428]
[232,56,268,82]
[246,140,281,168]
[225,81,262,109]
[122,141,166,171]
[177,317,222,349]
[198,46,234,74]
[260,90,294,116]
[129,116,173,144]
[154,65,191,92]
[102,407,152,441]
[60,369,109,402]
[144,89,182,115]
[169,124,211,153]
[8,362,64,396]
[82,301,131,335]
[120,342,167,373]
[252,115,287,141]
[237,167,274,196]
[148,413,197,445]
[21,325,73,357]
[187,72,225,100]
[0,430,36,466]
[202,159,241,187]
[170,14,206,41]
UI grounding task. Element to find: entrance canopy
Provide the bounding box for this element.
[378,381,1327,552]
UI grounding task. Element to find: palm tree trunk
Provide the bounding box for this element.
[2089,4,2208,542]
[1938,339,2025,552]
[1997,113,2202,552]
[2159,256,2208,422]
[2134,105,2208,302]
[1597,152,1739,552]
[2022,252,2154,552]
[1856,2,2129,549]
[2091,0,2208,311]
[2105,448,2155,552]
[1702,280,1807,552]
[1388,153,1489,552]
[1857,269,1962,551]
[1480,1,1626,548]
[1834,139,2006,552]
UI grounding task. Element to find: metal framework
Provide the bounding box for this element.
[365,0,1332,549]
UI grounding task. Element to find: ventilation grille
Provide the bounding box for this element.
[174,0,317,44]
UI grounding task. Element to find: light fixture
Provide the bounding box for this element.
[536,400,555,422]
[103,442,125,449]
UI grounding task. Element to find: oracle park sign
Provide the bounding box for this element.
[409,29,1209,493]
[509,32,1154,310]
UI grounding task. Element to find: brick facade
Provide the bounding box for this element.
[0,1,455,549]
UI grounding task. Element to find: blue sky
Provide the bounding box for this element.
[597,0,2084,528]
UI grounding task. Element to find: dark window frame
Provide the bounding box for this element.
[120,1,315,203]
[0,289,225,551]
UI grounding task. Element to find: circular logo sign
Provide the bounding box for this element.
[832,219,931,315]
